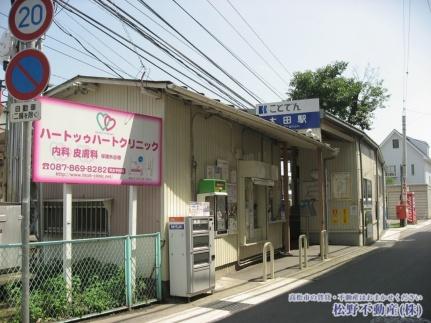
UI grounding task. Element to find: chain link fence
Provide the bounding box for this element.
[0,233,161,322]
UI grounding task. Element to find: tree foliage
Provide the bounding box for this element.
[287,61,389,130]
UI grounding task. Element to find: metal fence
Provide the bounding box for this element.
[0,233,161,322]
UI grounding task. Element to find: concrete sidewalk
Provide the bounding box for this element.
[93,242,378,323]
[93,219,431,322]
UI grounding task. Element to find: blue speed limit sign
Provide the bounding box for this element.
[9,0,54,42]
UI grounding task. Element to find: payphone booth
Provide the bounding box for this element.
[197,179,228,235]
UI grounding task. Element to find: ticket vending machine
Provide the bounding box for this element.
[169,215,215,299]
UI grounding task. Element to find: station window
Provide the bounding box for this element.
[411,164,415,176]
[392,139,399,149]
[362,179,372,208]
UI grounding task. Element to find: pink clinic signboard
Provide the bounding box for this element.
[33,97,162,186]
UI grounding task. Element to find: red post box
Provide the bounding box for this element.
[396,204,407,220]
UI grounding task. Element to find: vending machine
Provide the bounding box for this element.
[169,213,215,299]
[197,179,228,234]
[407,192,417,224]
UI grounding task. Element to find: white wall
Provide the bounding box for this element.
[381,132,427,185]
[425,163,431,185]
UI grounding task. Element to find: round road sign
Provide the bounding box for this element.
[5,49,50,100]
[8,0,54,42]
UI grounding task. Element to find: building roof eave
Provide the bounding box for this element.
[44,75,337,153]
[166,84,337,152]
[322,111,385,163]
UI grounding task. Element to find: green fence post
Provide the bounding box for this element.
[155,232,162,300]
[125,236,132,309]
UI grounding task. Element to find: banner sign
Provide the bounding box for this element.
[33,97,162,186]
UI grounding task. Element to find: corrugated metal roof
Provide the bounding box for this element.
[322,111,385,163]
[45,75,336,152]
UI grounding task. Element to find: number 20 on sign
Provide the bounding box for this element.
[9,0,54,42]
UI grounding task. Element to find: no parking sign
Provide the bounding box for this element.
[5,48,50,101]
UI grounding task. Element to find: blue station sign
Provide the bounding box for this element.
[256,98,320,131]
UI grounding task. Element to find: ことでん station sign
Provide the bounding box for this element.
[256,98,321,140]
[32,97,162,186]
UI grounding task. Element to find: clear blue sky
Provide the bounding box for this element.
[1,0,430,146]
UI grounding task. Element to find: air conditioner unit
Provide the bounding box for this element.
[0,203,22,271]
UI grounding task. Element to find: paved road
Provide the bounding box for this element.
[218,224,431,323]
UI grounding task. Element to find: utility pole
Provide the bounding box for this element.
[400,103,407,227]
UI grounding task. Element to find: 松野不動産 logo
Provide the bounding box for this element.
[96,112,116,131]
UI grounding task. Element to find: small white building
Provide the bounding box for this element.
[380,129,431,219]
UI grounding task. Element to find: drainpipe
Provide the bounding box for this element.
[190,111,222,199]
[358,138,365,246]
[282,143,291,254]
[382,161,388,230]
[190,110,198,200]
[374,149,380,240]
[237,128,246,269]
[323,149,339,236]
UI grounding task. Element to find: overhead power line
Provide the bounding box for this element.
[53,20,124,78]
[89,0,255,109]
[0,24,120,78]
[206,0,290,89]
[112,0,148,78]
[135,0,263,105]
[55,13,136,78]
[226,0,292,78]
[63,10,139,74]
[51,73,69,81]
[92,0,252,108]
[44,45,122,77]
[55,0,251,109]
[123,0,204,59]
[402,0,411,113]
[170,0,284,100]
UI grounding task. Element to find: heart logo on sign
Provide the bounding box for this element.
[96,112,116,131]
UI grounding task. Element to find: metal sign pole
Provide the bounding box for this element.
[20,37,38,323]
[7,1,54,320]
[21,118,31,323]
[63,183,72,302]
[128,185,137,307]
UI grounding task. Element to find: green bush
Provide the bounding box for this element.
[103,268,126,307]
[81,281,115,313]
[4,258,125,322]
[2,257,155,322]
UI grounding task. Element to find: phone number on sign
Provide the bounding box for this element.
[42,163,126,174]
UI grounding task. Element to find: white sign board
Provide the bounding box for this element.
[10,100,41,123]
[331,172,352,199]
[32,97,162,186]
